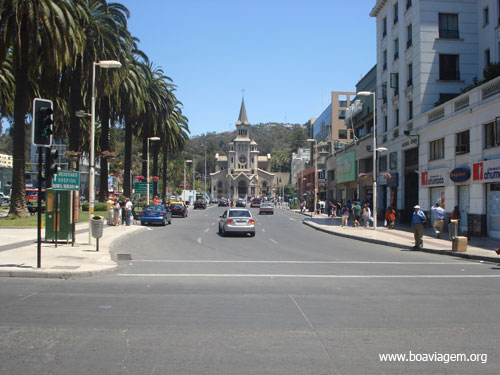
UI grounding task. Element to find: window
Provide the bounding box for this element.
[439,54,460,80]
[384,115,388,132]
[406,24,413,48]
[438,13,459,39]
[498,0,500,25]
[383,17,387,37]
[394,38,399,60]
[456,130,470,154]
[393,2,399,24]
[338,110,346,119]
[430,138,445,161]
[382,82,387,104]
[406,0,412,10]
[383,50,387,70]
[391,73,399,95]
[483,7,489,26]
[390,152,398,169]
[485,120,500,148]
[395,108,399,127]
[485,49,491,67]
[408,100,413,120]
[407,63,413,87]
[338,129,347,139]
[379,155,388,172]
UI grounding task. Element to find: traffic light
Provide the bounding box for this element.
[45,148,59,184]
[32,98,54,147]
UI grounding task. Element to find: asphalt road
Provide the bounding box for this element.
[1,205,499,374]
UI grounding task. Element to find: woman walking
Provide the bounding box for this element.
[362,204,371,228]
[341,204,350,227]
[385,206,396,229]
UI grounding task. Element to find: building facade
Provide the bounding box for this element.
[210,100,275,200]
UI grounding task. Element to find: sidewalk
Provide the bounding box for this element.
[0,222,147,278]
[296,210,500,264]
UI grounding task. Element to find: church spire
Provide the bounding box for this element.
[236,98,250,125]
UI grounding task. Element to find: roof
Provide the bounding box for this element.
[370,0,388,17]
[236,98,250,125]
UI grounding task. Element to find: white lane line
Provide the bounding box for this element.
[128,260,477,265]
[147,228,153,231]
[211,222,215,226]
[204,228,209,233]
[118,274,500,278]
[261,228,266,233]
[269,238,279,245]
[290,217,296,221]
[197,237,202,244]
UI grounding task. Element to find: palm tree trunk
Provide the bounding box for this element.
[99,98,110,202]
[161,145,168,202]
[123,119,133,197]
[8,25,30,218]
[69,59,83,152]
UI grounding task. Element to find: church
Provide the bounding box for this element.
[210,99,275,200]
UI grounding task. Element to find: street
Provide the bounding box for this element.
[1,205,499,374]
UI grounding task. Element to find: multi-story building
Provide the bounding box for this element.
[370,0,500,236]
[291,147,310,188]
[0,153,13,168]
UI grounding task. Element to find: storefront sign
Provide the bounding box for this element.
[421,168,447,187]
[450,167,471,182]
[473,159,500,183]
[336,151,357,184]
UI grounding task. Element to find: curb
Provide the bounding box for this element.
[303,219,500,264]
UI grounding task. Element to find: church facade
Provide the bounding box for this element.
[210,100,275,200]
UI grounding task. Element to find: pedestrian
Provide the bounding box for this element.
[362,204,372,227]
[106,195,114,225]
[113,198,121,226]
[385,206,396,229]
[153,195,159,204]
[412,204,427,249]
[431,203,446,239]
[120,197,127,225]
[341,204,350,227]
[300,201,305,213]
[336,201,342,217]
[352,201,361,227]
[125,198,133,226]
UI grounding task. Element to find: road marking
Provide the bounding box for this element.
[147,228,153,231]
[128,260,479,265]
[290,217,296,221]
[204,228,209,233]
[118,274,500,278]
[261,228,266,233]
[269,238,279,245]
[197,237,202,244]
[211,222,215,226]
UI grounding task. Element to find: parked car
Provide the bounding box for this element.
[218,208,255,237]
[218,199,229,207]
[140,204,172,226]
[236,199,246,207]
[194,199,207,209]
[250,198,261,208]
[0,192,10,205]
[209,198,218,205]
[170,201,188,217]
[259,203,274,215]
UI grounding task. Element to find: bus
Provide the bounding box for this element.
[25,188,46,201]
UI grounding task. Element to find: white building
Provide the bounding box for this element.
[0,153,13,168]
[370,0,500,234]
[291,147,311,187]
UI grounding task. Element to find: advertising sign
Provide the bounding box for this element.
[450,167,471,183]
[336,151,357,183]
[421,168,447,187]
[473,160,500,183]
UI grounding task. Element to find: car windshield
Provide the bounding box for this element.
[171,204,183,208]
[262,203,273,207]
[228,210,251,217]
[146,205,164,211]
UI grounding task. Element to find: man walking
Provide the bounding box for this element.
[125,198,133,226]
[352,201,361,227]
[412,205,426,249]
[431,202,446,238]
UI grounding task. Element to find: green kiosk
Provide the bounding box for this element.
[45,171,80,243]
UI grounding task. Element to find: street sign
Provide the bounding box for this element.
[134,182,153,194]
[52,171,80,191]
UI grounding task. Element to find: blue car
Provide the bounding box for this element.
[140,204,172,226]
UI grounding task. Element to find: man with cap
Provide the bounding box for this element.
[412,205,427,249]
[431,202,446,238]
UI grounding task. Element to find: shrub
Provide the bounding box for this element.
[81,202,108,211]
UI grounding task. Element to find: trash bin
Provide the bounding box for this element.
[90,215,104,239]
[449,219,459,240]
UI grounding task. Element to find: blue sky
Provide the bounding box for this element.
[120,0,377,136]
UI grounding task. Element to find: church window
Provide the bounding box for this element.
[238,154,247,169]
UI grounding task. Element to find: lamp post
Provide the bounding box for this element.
[184,159,192,203]
[357,91,381,229]
[88,60,121,244]
[306,138,318,217]
[146,136,161,205]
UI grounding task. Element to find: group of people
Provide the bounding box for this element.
[106,196,133,226]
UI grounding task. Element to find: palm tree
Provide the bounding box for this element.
[0,0,84,217]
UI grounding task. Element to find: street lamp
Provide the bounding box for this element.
[184,159,192,203]
[306,138,318,216]
[357,90,380,229]
[88,60,121,244]
[146,136,161,205]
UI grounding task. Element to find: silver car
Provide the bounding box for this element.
[218,208,255,237]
